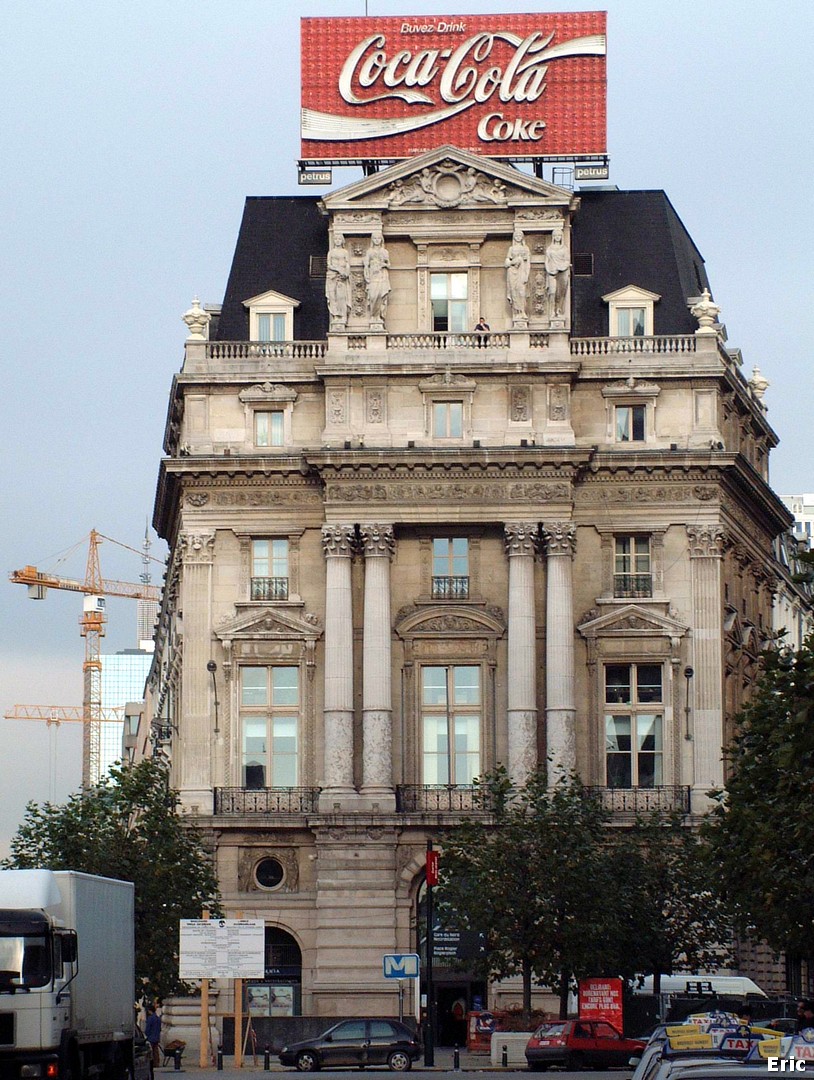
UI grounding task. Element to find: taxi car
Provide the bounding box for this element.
[525,1019,646,1070]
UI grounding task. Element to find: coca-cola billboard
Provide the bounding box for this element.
[301,12,606,162]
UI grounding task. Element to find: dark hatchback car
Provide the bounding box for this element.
[279,1018,421,1071]
[526,1020,647,1070]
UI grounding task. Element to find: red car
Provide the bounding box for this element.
[526,1019,646,1071]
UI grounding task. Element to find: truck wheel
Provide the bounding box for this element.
[296,1050,319,1071]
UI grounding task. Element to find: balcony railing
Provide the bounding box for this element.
[432,575,470,600]
[585,786,691,815]
[570,335,696,357]
[613,573,653,598]
[386,332,510,350]
[396,785,488,813]
[214,787,321,814]
[206,341,327,361]
[251,576,289,601]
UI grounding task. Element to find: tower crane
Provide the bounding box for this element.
[9,529,162,786]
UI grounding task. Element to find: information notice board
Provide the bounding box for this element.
[179,918,265,979]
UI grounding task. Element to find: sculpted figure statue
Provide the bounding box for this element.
[364,232,391,324]
[545,228,570,318]
[325,234,351,327]
[505,228,531,320]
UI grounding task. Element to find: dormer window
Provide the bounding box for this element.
[603,285,660,338]
[243,289,299,343]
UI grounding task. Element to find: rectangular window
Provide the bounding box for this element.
[257,313,286,342]
[616,404,646,442]
[241,666,299,787]
[604,663,663,788]
[433,401,464,439]
[432,538,470,599]
[421,665,481,785]
[617,307,646,336]
[431,272,468,332]
[614,536,652,597]
[255,411,284,447]
[251,539,289,601]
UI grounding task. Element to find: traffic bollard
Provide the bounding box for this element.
[174,1047,182,1071]
[217,1047,223,1071]
[264,1045,271,1071]
[501,1044,508,1068]
[453,1045,461,1071]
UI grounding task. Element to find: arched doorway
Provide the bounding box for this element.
[246,927,303,1017]
[416,880,486,1047]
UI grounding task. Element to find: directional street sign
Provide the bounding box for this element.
[383,953,420,979]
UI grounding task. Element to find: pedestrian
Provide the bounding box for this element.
[797,1000,814,1032]
[145,1003,162,1067]
[474,316,490,332]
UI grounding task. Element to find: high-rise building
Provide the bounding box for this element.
[779,493,814,549]
[95,648,152,781]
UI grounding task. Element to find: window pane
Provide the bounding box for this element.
[605,715,631,754]
[636,665,662,703]
[615,536,631,573]
[616,406,631,441]
[252,540,269,576]
[453,715,480,783]
[333,1021,366,1041]
[272,667,299,706]
[449,300,468,332]
[432,538,449,575]
[606,753,631,788]
[433,402,448,438]
[257,314,271,341]
[242,667,268,706]
[271,538,289,577]
[631,404,646,440]
[422,667,447,706]
[423,716,449,784]
[637,714,662,752]
[605,666,631,704]
[272,313,286,341]
[430,275,448,299]
[256,411,284,447]
[634,537,650,572]
[450,273,468,299]
[453,666,480,705]
[272,716,298,786]
[449,402,463,437]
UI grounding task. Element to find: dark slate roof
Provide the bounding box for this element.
[215,196,329,341]
[571,189,711,337]
[215,188,710,341]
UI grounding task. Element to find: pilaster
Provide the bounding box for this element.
[504,523,539,784]
[542,522,577,781]
[360,524,396,810]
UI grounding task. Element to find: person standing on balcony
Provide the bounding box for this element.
[364,231,391,326]
[326,233,351,329]
[505,229,530,321]
[474,316,490,347]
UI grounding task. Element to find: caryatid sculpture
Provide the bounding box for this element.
[505,228,531,322]
[545,228,570,319]
[363,232,391,327]
[325,233,351,329]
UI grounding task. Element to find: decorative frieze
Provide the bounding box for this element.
[325,481,569,504]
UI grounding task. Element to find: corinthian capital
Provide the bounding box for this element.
[321,524,356,558]
[359,523,395,558]
[178,530,216,564]
[504,523,539,557]
[542,521,576,557]
[686,525,726,558]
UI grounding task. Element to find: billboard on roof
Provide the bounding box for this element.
[300,12,607,163]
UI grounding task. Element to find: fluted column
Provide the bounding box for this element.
[320,524,357,805]
[504,523,539,784]
[360,524,396,806]
[542,522,577,781]
[687,525,726,809]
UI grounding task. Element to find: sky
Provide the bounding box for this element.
[1,0,812,856]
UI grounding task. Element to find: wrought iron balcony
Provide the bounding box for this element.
[585,785,691,815]
[214,787,320,815]
[613,573,653,598]
[431,575,470,600]
[251,576,289,601]
[396,785,488,813]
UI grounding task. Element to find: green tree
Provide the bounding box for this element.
[3,758,221,999]
[612,813,733,993]
[438,766,622,1021]
[704,635,814,958]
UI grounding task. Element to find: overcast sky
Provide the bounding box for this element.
[2,0,812,856]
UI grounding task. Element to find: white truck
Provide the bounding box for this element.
[0,870,136,1080]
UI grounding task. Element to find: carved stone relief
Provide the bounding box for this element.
[542,521,576,557]
[178,531,215,564]
[366,389,385,424]
[238,847,300,893]
[510,386,531,423]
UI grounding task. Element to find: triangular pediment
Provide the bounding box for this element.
[215,607,322,641]
[242,288,301,309]
[577,604,688,638]
[322,144,578,212]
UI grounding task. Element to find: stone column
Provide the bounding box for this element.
[504,523,539,784]
[320,524,357,808]
[177,530,216,812]
[360,524,396,808]
[687,525,726,811]
[542,522,577,780]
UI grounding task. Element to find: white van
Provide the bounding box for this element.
[633,974,767,997]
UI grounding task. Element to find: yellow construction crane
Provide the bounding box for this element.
[9,529,162,786]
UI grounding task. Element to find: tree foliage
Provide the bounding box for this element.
[3,758,222,999]
[704,635,814,958]
[439,767,621,1019]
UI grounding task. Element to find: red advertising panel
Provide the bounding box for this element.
[426,849,439,886]
[301,12,606,162]
[578,977,624,1030]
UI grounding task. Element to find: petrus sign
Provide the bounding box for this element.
[383,953,420,979]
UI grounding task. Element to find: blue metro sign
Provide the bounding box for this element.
[382,953,420,979]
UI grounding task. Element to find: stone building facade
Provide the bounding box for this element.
[147,145,797,1019]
